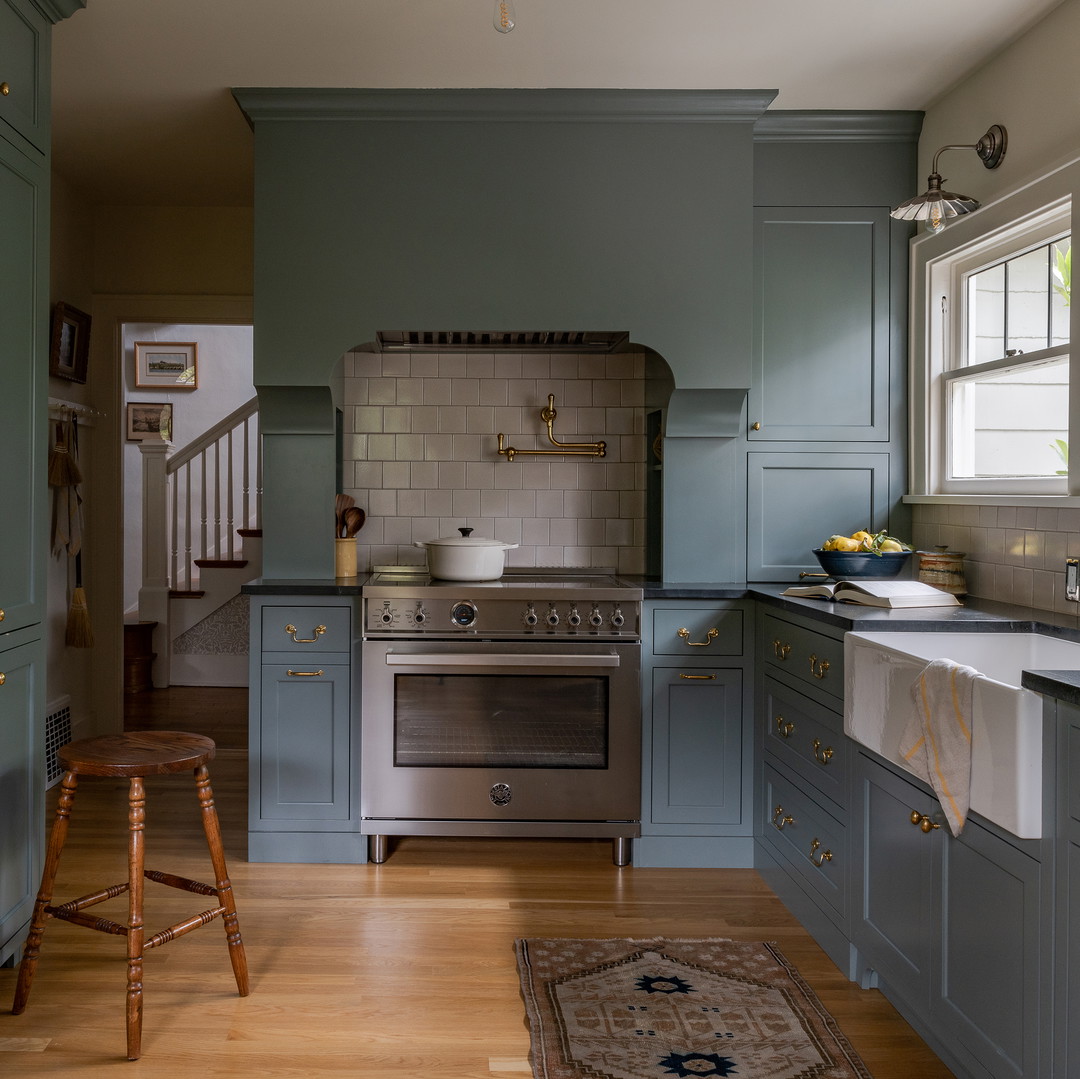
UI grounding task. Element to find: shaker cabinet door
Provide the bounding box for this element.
[749,207,891,443]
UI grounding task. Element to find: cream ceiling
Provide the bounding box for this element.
[51,0,1065,206]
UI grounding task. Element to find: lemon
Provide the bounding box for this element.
[850,530,874,545]
[879,538,905,553]
[822,535,859,552]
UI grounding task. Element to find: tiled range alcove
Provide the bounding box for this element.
[339,348,648,573]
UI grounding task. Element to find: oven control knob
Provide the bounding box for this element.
[490,783,512,807]
[412,603,428,626]
[588,605,604,628]
[377,603,396,626]
[567,606,582,627]
[450,601,477,627]
[522,605,539,627]
[545,606,560,627]
[610,607,626,629]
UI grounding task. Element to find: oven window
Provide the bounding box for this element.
[393,673,608,768]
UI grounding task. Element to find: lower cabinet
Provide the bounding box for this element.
[852,750,1049,1079]
[246,594,364,863]
[1055,703,1080,1078]
[637,600,753,867]
[0,629,43,966]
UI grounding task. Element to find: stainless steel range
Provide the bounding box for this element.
[360,568,642,865]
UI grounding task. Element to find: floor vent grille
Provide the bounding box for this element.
[45,697,73,787]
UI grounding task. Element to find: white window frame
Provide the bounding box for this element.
[909,156,1079,504]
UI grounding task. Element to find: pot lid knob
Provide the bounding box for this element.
[458,527,473,537]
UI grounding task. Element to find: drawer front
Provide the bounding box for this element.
[763,614,843,701]
[261,605,351,654]
[762,764,847,917]
[651,606,744,657]
[763,678,848,813]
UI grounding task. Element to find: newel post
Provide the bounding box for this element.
[138,441,171,687]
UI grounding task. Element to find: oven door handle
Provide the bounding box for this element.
[384,652,620,668]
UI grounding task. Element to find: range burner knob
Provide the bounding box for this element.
[412,602,428,626]
[522,604,539,628]
[588,605,604,628]
[610,607,626,629]
[545,605,560,627]
[377,602,396,626]
[567,606,582,628]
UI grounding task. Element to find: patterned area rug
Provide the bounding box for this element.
[515,938,872,1079]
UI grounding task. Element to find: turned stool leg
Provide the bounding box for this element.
[12,771,79,1015]
[194,764,249,995]
[126,775,147,1060]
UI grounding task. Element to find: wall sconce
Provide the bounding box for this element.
[890,124,1008,233]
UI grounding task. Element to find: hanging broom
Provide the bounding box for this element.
[66,550,93,648]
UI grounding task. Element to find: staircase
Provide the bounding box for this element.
[138,398,261,687]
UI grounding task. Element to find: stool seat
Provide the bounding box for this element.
[11,729,248,1060]
[60,731,215,777]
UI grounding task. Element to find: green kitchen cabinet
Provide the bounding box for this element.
[852,750,1049,1079]
[1055,702,1080,1078]
[246,594,365,863]
[637,600,754,868]
[0,631,43,966]
[0,0,81,967]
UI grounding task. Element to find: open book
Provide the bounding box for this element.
[781,578,960,608]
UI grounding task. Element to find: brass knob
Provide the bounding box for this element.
[910,810,941,833]
[0,672,6,686]
[774,715,794,738]
[0,607,5,622]
[0,83,10,97]
[812,738,834,765]
[751,421,761,431]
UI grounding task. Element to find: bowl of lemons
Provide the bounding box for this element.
[813,530,912,578]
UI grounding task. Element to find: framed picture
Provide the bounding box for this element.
[126,402,173,442]
[49,302,92,383]
[134,341,198,389]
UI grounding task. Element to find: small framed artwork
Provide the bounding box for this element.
[126,402,173,442]
[134,341,198,390]
[49,302,92,383]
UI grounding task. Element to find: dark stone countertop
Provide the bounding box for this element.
[242,576,368,596]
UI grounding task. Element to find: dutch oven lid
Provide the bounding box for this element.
[422,527,515,549]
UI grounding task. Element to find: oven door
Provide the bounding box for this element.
[361,639,640,825]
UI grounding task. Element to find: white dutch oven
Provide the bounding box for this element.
[414,527,519,581]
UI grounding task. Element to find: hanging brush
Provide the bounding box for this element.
[65,550,93,648]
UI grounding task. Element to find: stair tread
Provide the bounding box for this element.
[169,590,206,599]
[237,528,262,538]
[193,558,250,568]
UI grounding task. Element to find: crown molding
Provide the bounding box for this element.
[755,110,924,143]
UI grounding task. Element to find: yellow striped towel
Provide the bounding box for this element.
[899,658,981,836]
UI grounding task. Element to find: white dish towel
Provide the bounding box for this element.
[900,658,981,836]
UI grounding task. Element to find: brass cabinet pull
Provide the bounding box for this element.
[811,738,834,765]
[809,838,833,867]
[0,672,6,686]
[910,810,941,833]
[677,626,719,647]
[772,639,791,660]
[771,804,794,830]
[0,607,5,622]
[679,672,716,680]
[287,669,324,677]
[774,715,795,738]
[808,653,830,679]
[0,83,10,97]
[284,623,326,643]
[751,421,761,430]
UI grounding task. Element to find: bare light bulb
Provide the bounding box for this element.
[927,199,946,233]
[493,0,516,33]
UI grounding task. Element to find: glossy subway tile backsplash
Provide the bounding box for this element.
[911,502,1080,615]
[340,349,647,573]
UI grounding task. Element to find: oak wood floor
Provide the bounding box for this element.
[0,686,956,1076]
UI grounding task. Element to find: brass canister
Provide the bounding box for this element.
[918,545,967,595]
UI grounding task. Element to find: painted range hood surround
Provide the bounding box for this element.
[234,88,777,580]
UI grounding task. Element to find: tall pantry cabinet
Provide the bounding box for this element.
[0,0,83,967]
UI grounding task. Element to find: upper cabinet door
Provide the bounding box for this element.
[750,207,891,442]
[0,0,49,154]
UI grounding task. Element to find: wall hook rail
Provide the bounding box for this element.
[497,394,606,461]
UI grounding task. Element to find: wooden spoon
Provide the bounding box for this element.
[342,506,365,537]
[335,493,355,537]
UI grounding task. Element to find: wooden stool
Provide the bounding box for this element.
[11,731,250,1060]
